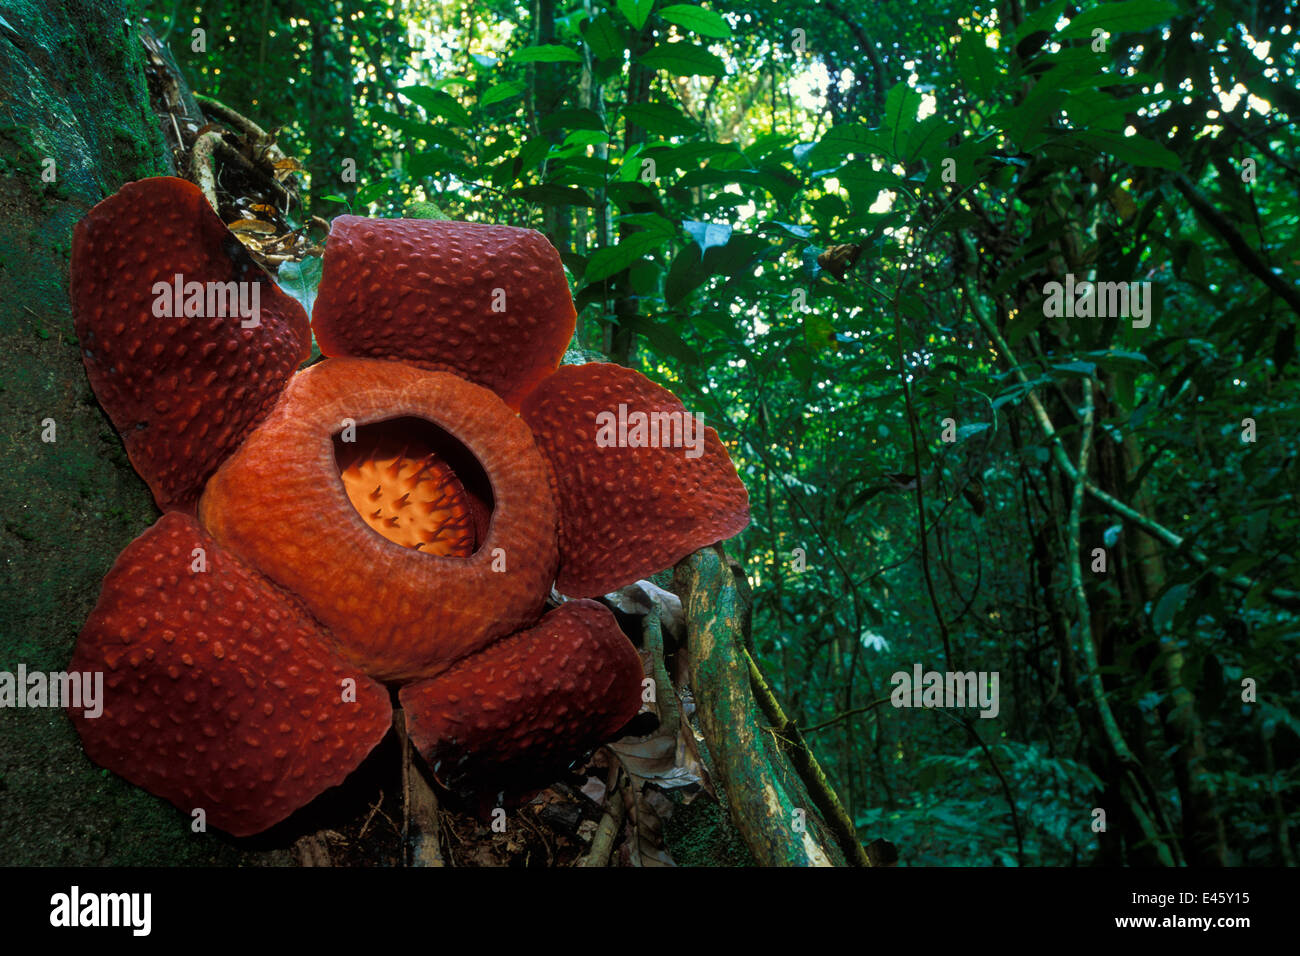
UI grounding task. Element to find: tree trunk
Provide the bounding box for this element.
[1112,431,1228,865]
[0,0,298,865]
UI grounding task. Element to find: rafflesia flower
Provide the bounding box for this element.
[66,177,749,836]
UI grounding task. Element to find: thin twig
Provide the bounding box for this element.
[802,697,894,735]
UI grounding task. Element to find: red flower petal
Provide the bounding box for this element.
[199,357,558,681]
[67,512,391,837]
[70,177,311,512]
[311,216,575,407]
[520,363,750,597]
[399,600,642,788]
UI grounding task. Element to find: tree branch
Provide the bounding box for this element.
[1172,173,1300,320]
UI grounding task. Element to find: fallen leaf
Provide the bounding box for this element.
[226,218,277,235]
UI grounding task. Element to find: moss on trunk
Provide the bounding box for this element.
[0,0,293,865]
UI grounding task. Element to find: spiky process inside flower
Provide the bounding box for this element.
[335,419,476,555]
[199,358,556,682]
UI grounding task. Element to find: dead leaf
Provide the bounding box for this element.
[272,157,305,182]
[604,579,684,636]
[226,218,277,235]
[1109,186,1137,222]
[624,785,675,867]
[818,242,864,280]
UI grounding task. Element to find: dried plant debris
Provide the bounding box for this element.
[138,21,321,270]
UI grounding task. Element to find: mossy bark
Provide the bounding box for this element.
[0,0,291,865]
[676,547,850,866]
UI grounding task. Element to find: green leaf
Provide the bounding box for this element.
[539,108,607,132]
[1014,0,1069,42]
[743,167,801,205]
[512,44,583,63]
[667,140,739,169]
[369,108,433,141]
[355,181,389,204]
[903,116,958,164]
[585,234,663,282]
[665,242,706,305]
[617,0,654,30]
[616,212,677,237]
[624,313,701,365]
[760,220,812,239]
[514,137,552,176]
[617,142,652,182]
[702,233,768,279]
[930,209,977,238]
[834,161,903,199]
[640,42,726,77]
[512,184,599,207]
[1065,91,1160,132]
[409,149,469,179]
[1059,0,1178,39]
[683,219,732,251]
[1081,349,1151,372]
[399,86,472,127]
[1077,129,1178,170]
[277,256,324,316]
[659,4,731,38]
[583,12,626,60]
[563,129,611,148]
[370,109,471,153]
[1114,370,1135,410]
[626,259,660,298]
[1152,583,1189,631]
[417,125,473,155]
[480,134,517,165]
[481,82,525,107]
[1050,360,1097,378]
[623,101,700,137]
[956,31,1000,100]
[882,82,923,156]
[808,124,881,165]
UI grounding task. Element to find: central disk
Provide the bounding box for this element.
[335,418,479,555]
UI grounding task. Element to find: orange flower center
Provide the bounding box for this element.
[335,419,484,556]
